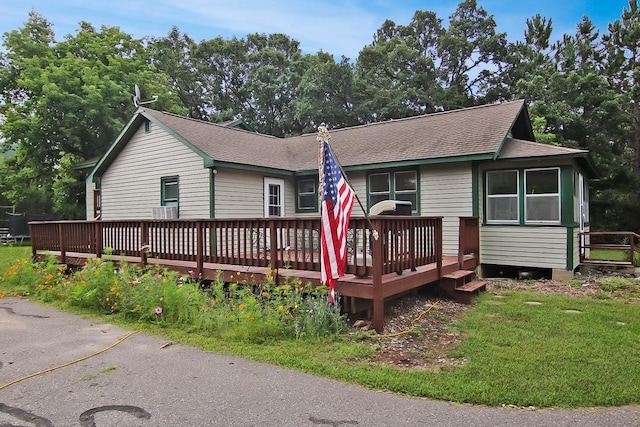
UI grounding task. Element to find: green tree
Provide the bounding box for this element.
[0,12,177,217]
[437,0,508,107]
[293,51,358,133]
[354,11,443,121]
[602,0,640,231]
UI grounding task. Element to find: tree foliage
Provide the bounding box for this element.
[0,12,177,217]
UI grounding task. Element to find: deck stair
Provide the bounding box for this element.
[440,269,486,304]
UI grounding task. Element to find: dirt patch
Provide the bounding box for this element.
[355,272,639,371]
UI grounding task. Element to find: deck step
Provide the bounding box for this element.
[457,280,486,293]
[442,270,474,280]
[454,280,486,304]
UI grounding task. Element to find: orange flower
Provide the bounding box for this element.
[238,303,245,310]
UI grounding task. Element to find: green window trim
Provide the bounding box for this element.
[484,166,578,227]
[161,176,179,207]
[366,169,419,214]
[295,177,318,213]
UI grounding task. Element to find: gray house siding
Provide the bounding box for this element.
[421,163,473,255]
[100,125,210,219]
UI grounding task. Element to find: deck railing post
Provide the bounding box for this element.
[458,218,466,269]
[269,220,278,270]
[94,221,103,258]
[59,223,67,265]
[196,220,204,277]
[29,223,36,260]
[437,217,443,278]
[371,219,384,333]
[140,221,148,267]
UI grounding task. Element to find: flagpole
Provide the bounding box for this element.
[317,125,379,240]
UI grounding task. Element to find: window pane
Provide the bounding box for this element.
[164,183,178,200]
[526,195,559,221]
[526,169,558,194]
[395,171,417,191]
[370,194,389,207]
[299,194,315,209]
[269,206,281,216]
[298,179,315,194]
[487,171,518,195]
[487,197,518,221]
[369,173,389,193]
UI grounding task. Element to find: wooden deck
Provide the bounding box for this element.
[29,216,480,332]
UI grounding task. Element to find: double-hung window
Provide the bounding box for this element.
[525,168,560,223]
[486,170,519,223]
[486,167,562,224]
[296,178,317,211]
[161,176,179,207]
[368,170,418,213]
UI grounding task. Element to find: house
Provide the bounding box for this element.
[86,100,597,279]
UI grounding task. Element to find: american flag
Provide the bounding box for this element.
[320,137,355,303]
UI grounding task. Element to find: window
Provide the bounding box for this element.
[264,178,284,217]
[297,178,317,211]
[161,176,179,207]
[368,170,418,213]
[486,170,519,223]
[525,168,560,223]
[144,119,151,133]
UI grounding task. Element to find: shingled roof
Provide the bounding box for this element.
[94,100,596,178]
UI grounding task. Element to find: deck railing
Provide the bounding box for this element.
[458,216,480,269]
[579,231,640,266]
[29,216,446,278]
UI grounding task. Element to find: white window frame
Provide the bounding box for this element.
[264,177,285,217]
[486,170,519,224]
[524,167,561,224]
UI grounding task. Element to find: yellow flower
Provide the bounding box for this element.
[261,291,269,297]
[278,305,284,311]
[238,303,245,310]
[248,315,255,321]
[110,287,115,292]
[113,279,119,285]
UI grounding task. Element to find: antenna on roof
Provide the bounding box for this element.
[132,84,158,107]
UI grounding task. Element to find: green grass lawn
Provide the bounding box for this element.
[0,245,30,273]
[590,248,640,266]
[2,245,640,408]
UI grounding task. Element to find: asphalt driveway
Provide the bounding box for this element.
[1,297,639,426]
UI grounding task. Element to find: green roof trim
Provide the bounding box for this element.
[295,153,496,175]
[211,161,294,176]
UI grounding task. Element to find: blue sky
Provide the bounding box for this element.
[0,0,632,59]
